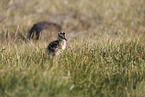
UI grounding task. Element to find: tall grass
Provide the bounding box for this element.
[0,0,145,97]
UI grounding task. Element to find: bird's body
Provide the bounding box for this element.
[47,32,67,56]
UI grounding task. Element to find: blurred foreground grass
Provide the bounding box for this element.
[0,0,145,97]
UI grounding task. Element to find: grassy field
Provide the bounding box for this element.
[0,0,145,97]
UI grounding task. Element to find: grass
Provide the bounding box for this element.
[0,0,145,97]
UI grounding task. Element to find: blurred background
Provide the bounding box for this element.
[0,0,144,42]
[0,0,145,97]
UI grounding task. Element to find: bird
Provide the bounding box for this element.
[28,21,62,39]
[47,32,67,56]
